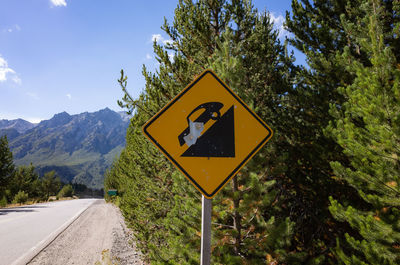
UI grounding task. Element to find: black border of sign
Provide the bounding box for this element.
[143,70,273,199]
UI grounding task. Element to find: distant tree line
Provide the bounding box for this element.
[0,135,76,206]
[72,183,104,198]
[105,0,397,264]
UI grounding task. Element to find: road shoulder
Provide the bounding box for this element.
[28,200,144,265]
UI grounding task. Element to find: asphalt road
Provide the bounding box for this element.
[0,199,99,265]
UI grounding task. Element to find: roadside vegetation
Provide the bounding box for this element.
[0,135,78,206]
[105,0,400,264]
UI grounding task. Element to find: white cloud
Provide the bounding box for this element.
[11,75,21,85]
[26,92,39,100]
[0,54,21,84]
[66,93,72,99]
[270,13,291,39]
[2,25,21,33]
[146,53,152,60]
[8,25,21,33]
[151,34,172,45]
[50,0,67,7]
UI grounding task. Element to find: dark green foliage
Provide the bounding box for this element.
[287,0,400,263]
[71,183,103,198]
[0,195,7,207]
[326,0,400,263]
[106,0,318,263]
[10,164,39,197]
[57,184,74,198]
[285,0,377,263]
[205,24,303,263]
[106,0,400,263]
[0,135,15,196]
[41,170,62,199]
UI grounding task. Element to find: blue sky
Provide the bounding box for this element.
[0,0,301,123]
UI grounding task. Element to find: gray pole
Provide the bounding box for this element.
[200,195,212,265]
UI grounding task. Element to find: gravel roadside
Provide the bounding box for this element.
[28,200,145,265]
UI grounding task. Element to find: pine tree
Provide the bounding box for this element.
[0,135,14,197]
[10,163,39,197]
[326,0,400,263]
[106,0,308,263]
[205,13,305,264]
[285,0,398,263]
[41,170,61,199]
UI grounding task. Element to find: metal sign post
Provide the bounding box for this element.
[200,195,212,265]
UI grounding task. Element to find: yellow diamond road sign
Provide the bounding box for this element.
[143,70,273,199]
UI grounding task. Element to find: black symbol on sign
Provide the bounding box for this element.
[177,102,235,157]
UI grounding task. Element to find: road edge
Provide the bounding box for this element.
[11,199,98,265]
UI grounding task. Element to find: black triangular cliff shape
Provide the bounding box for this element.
[181,106,235,157]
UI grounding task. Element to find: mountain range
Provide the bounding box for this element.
[0,108,130,189]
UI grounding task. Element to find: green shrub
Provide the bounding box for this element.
[13,191,28,205]
[0,196,7,207]
[57,184,74,198]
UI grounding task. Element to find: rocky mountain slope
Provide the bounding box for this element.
[0,118,37,133]
[0,108,129,189]
[0,119,38,142]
